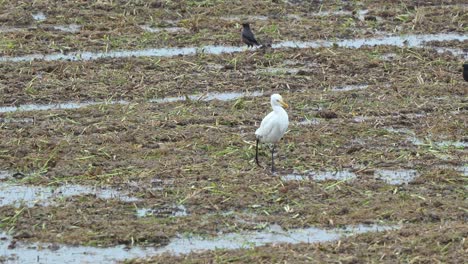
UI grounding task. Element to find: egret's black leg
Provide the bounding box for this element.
[255,138,260,166]
[271,145,276,173]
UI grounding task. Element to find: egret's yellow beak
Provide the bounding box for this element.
[280,100,289,108]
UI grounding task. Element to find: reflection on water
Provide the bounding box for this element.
[0,224,396,263]
[0,91,263,113]
[0,24,81,33]
[0,33,466,62]
[52,24,81,33]
[0,100,128,114]
[220,15,269,21]
[0,177,139,207]
[282,169,357,182]
[140,25,187,33]
[433,47,468,60]
[331,84,369,91]
[136,204,188,218]
[297,118,320,126]
[374,169,419,185]
[32,12,46,21]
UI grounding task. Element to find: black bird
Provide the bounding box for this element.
[463,63,468,82]
[241,23,260,47]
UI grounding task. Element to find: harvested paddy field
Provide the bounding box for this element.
[0,0,467,263]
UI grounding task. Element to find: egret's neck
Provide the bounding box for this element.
[272,104,286,114]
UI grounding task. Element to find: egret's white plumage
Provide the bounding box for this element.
[255,94,289,172]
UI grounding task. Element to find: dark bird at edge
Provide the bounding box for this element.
[241,23,260,47]
[463,63,468,82]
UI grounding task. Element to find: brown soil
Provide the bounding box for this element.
[0,0,467,262]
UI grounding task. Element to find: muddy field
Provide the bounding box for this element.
[0,0,467,263]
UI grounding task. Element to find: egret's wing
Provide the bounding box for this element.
[255,111,275,138]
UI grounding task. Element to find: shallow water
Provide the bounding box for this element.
[408,137,466,148]
[0,24,81,33]
[297,118,320,126]
[0,224,396,264]
[0,26,32,33]
[271,33,468,50]
[0,171,9,180]
[0,117,34,123]
[0,33,465,63]
[150,91,263,103]
[352,115,373,123]
[380,53,399,61]
[0,180,139,207]
[220,15,269,21]
[435,140,468,148]
[384,127,415,135]
[330,84,369,92]
[282,169,357,182]
[0,91,263,113]
[52,24,81,33]
[137,204,188,218]
[374,169,419,185]
[433,47,468,60]
[310,9,370,21]
[455,165,467,176]
[257,67,301,74]
[436,165,468,176]
[32,12,46,21]
[140,25,187,33]
[0,100,128,114]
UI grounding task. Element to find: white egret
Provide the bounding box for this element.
[255,94,289,172]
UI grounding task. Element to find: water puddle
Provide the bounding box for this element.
[436,165,468,176]
[281,169,357,182]
[384,127,425,146]
[374,169,419,185]
[408,137,466,149]
[1,33,466,63]
[330,84,369,92]
[351,115,373,123]
[0,223,396,263]
[136,204,188,218]
[455,165,467,176]
[0,24,81,33]
[0,91,263,113]
[297,118,320,126]
[380,53,399,61]
[384,127,414,135]
[310,9,370,21]
[140,25,188,33]
[433,47,468,60]
[0,100,128,114]
[220,15,269,21]
[150,178,175,191]
[271,33,468,50]
[258,60,320,75]
[285,14,302,20]
[0,26,32,33]
[257,67,301,74]
[435,140,468,148]
[385,127,466,149]
[32,12,46,21]
[149,91,263,104]
[0,171,9,180]
[0,118,34,123]
[51,24,81,33]
[0,180,139,207]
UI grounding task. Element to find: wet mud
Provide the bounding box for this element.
[1,0,467,263]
